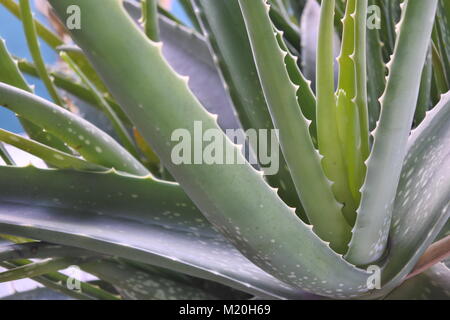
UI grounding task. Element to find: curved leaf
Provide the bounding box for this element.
[300,0,340,91]
[0,38,72,154]
[385,263,450,300]
[48,0,373,299]
[346,0,439,265]
[0,129,106,171]
[238,0,351,251]
[1,162,369,298]
[0,257,80,283]
[364,92,450,298]
[193,0,307,216]
[82,258,218,300]
[315,0,357,229]
[0,83,149,176]
[19,0,63,106]
[0,242,90,262]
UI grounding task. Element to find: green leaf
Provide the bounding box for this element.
[193,0,307,218]
[362,92,450,298]
[300,0,340,92]
[431,39,449,94]
[0,142,14,165]
[335,0,364,217]
[0,167,307,299]
[366,3,385,130]
[239,0,351,251]
[0,0,110,93]
[0,83,149,176]
[375,0,400,62]
[0,128,106,171]
[335,90,363,211]
[268,3,301,53]
[385,263,450,300]
[0,166,213,237]
[142,0,160,42]
[122,0,241,132]
[0,257,80,283]
[1,165,367,299]
[346,0,439,265]
[0,38,72,154]
[82,258,218,300]
[434,1,450,86]
[0,242,90,262]
[19,0,64,107]
[48,0,372,298]
[59,52,138,158]
[178,0,202,33]
[414,46,433,126]
[315,0,356,230]
[16,58,131,128]
[337,0,356,98]
[0,259,118,300]
[353,0,370,161]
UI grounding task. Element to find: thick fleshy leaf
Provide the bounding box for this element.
[335,0,363,221]
[19,0,63,106]
[0,242,90,261]
[0,257,81,283]
[0,128,106,171]
[142,0,160,41]
[238,0,351,252]
[0,165,311,299]
[299,0,340,91]
[364,92,450,298]
[82,258,218,300]
[353,0,370,161]
[0,259,118,300]
[414,47,433,127]
[124,0,240,131]
[346,0,439,265]
[0,83,149,176]
[0,0,109,93]
[366,0,385,130]
[0,38,72,154]
[193,0,307,215]
[315,0,357,235]
[385,263,450,300]
[48,0,372,298]
[0,195,308,299]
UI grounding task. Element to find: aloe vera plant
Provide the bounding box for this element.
[0,0,448,300]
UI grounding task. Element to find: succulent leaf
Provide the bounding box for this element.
[0,83,149,176]
[385,263,450,300]
[0,38,72,154]
[362,92,450,298]
[192,0,307,217]
[346,0,439,265]
[83,258,218,300]
[0,257,81,283]
[0,242,90,262]
[0,128,106,171]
